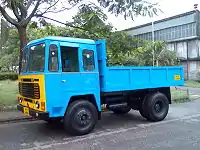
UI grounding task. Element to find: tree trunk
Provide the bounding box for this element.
[17,27,28,73]
[18,27,28,51]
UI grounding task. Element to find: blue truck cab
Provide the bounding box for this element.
[17,36,184,135]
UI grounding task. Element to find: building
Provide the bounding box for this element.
[124,9,200,80]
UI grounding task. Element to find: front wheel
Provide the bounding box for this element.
[64,100,98,136]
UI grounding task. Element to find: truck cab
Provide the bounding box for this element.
[17,36,184,136]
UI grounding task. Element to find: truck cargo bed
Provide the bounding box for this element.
[100,66,184,92]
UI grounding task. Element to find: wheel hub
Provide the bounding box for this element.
[75,109,92,126]
[154,101,163,113]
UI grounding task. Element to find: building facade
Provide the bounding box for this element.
[124,10,200,80]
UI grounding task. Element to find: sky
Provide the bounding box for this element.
[2,0,200,31]
[46,0,200,31]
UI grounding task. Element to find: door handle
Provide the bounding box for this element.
[61,80,66,83]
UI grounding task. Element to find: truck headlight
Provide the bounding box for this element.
[35,101,40,109]
[18,97,22,103]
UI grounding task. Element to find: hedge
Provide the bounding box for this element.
[0,72,18,81]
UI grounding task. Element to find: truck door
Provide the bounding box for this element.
[60,42,101,111]
[60,43,81,96]
[80,45,99,93]
[79,45,101,108]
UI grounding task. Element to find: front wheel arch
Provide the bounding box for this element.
[66,94,101,119]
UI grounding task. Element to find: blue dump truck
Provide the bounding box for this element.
[17,36,184,136]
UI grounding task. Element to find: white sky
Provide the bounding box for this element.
[3,0,200,31]
[46,0,200,31]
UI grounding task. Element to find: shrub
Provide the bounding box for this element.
[0,72,18,81]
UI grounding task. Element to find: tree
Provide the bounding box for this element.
[0,18,9,51]
[98,0,162,20]
[0,0,160,51]
[0,0,79,72]
[68,3,114,40]
[0,0,78,50]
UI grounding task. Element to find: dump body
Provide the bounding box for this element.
[100,66,184,92]
[96,40,184,92]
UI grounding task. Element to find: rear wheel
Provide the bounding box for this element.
[145,92,169,122]
[112,106,131,114]
[64,100,98,136]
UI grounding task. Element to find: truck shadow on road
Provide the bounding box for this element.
[37,111,148,138]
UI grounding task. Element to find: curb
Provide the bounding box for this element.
[0,116,36,124]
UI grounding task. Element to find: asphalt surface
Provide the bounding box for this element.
[1,100,200,150]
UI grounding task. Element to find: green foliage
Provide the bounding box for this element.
[185,80,200,88]
[0,3,178,72]
[97,0,162,20]
[0,72,18,81]
[171,89,190,103]
[0,19,9,49]
[106,33,179,66]
[0,28,19,72]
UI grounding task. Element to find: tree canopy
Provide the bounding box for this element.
[0,4,178,72]
[0,0,161,50]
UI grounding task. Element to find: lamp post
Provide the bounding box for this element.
[152,20,155,66]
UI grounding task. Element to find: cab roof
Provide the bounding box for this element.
[27,36,96,45]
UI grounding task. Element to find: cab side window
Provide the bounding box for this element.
[61,46,79,72]
[82,50,95,71]
[49,44,58,72]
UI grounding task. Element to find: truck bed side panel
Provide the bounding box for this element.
[100,66,184,92]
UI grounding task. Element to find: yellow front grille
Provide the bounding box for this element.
[18,74,46,112]
[19,82,40,99]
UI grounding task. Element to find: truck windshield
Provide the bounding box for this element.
[28,43,45,72]
[21,48,28,72]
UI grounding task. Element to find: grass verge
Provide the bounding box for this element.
[185,80,200,88]
[0,80,18,107]
[171,89,191,103]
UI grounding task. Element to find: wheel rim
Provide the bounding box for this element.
[154,100,164,114]
[74,109,92,128]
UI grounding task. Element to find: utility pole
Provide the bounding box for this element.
[152,20,155,66]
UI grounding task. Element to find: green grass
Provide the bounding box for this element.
[185,80,200,88]
[171,89,190,103]
[0,80,18,107]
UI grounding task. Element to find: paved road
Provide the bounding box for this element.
[1,100,200,150]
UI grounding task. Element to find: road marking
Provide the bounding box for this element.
[21,113,200,150]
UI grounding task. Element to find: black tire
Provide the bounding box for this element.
[139,94,150,119]
[146,92,169,122]
[64,100,98,136]
[112,106,131,114]
[139,107,148,119]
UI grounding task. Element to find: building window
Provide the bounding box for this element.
[188,40,198,59]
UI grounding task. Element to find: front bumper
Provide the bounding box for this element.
[17,104,49,120]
